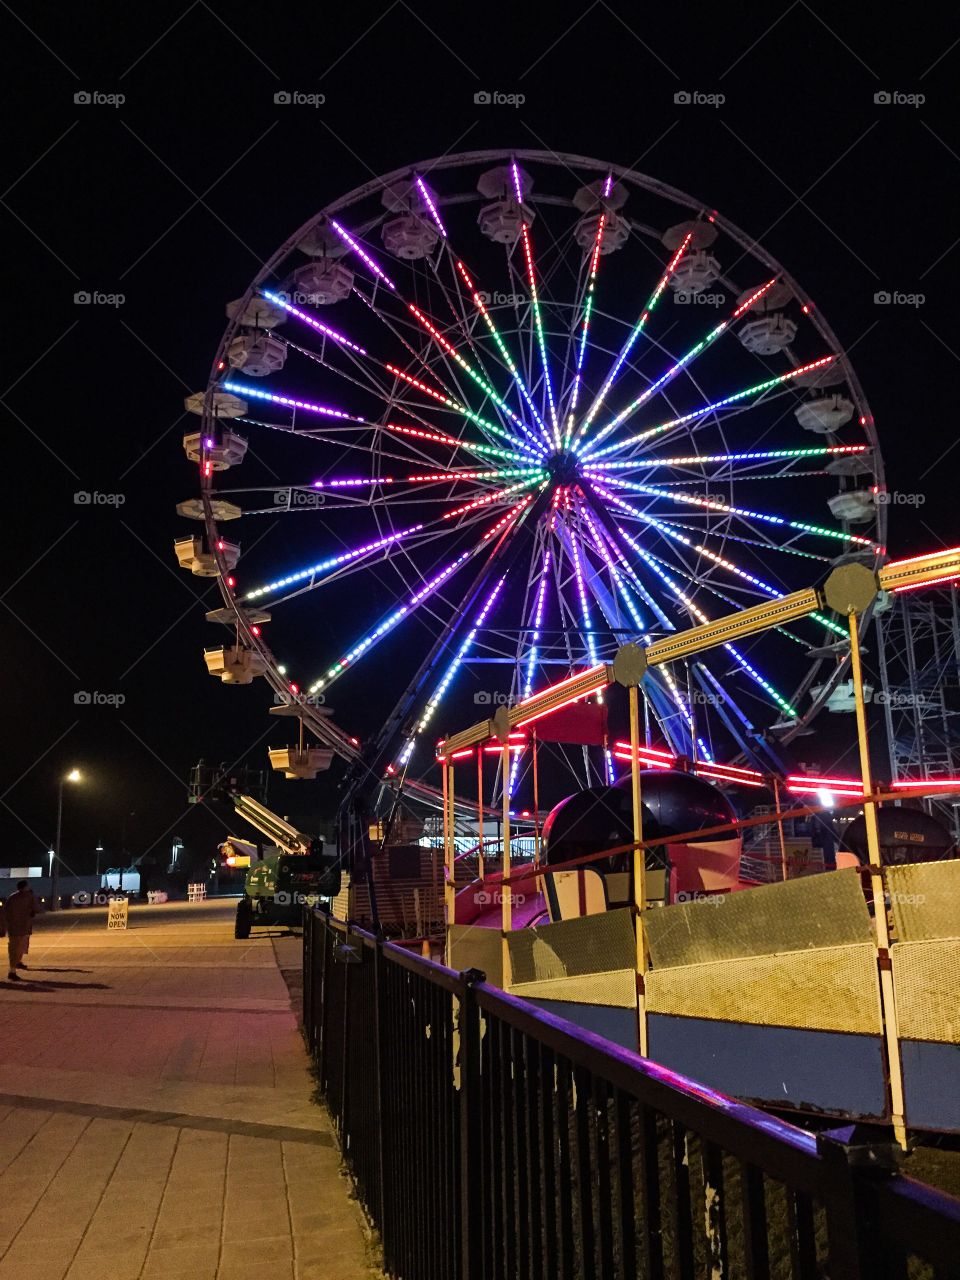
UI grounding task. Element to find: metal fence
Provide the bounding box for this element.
[304,910,960,1280]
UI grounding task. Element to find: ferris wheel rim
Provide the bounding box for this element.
[196,147,887,766]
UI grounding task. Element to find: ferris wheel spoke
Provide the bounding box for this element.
[435,250,540,427]
[582,354,837,463]
[279,258,525,451]
[314,228,550,457]
[583,279,778,456]
[454,259,553,448]
[329,217,398,292]
[615,507,831,646]
[580,506,675,632]
[558,494,599,669]
[563,182,614,444]
[304,495,534,698]
[406,302,547,456]
[242,479,537,606]
[382,363,543,462]
[574,229,696,450]
[510,164,559,443]
[397,572,508,769]
[576,499,646,635]
[589,476,877,551]
[589,442,871,478]
[578,503,711,757]
[616,527,799,720]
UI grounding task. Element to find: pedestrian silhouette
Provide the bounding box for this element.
[1,880,37,981]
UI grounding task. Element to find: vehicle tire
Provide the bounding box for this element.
[234,897,253,939]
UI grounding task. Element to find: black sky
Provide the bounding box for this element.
[2,2,958,871]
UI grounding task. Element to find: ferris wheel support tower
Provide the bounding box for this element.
[875,586,960,838]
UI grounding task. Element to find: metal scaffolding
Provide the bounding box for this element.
[875,586,960,838]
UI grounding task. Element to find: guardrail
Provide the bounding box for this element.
[304,909,960,1280]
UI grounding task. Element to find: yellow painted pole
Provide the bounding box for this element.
[772,776,790,881]
[848,611,907,1147]
[630,685,649,1056]
[501,741,512,991]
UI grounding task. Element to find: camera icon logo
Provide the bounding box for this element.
[474,90,491,105]
[74,891,91,906]
[474,691,492,704]
[74,90,91,105]
[274,91,292,105]
[74,691,92,705]
[274,891,291,905]
[874,291,891,304]
[74,291,91,305]
[74,491,92,504]
[674,90,691,104]
[874,90,891,105]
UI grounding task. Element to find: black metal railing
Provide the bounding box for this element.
[304,910,960,1280]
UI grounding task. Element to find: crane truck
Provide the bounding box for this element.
[230,794,341,938]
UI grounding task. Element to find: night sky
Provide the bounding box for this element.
[3,3,957,873]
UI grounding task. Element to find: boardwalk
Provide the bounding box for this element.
[0,899,378,1280]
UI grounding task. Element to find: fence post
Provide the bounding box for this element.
[317,914,329,1086]
[817,1125,899,1279]
[340,930,351,1131]
[459,968,485,1280]
[374,937,389,1266]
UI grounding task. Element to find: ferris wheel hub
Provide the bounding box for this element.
[547,450,581,485]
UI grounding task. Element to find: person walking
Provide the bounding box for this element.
[2,881,36,981]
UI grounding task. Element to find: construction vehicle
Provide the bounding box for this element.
[230,795,341,938]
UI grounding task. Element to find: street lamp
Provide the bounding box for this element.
[51,769,83,911]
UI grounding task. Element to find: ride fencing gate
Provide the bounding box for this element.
[303,911,960,1280]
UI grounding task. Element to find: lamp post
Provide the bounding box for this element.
[51,769,82,911]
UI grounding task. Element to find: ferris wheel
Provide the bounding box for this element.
[178,149,885,799]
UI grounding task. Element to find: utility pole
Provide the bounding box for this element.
[52,769,82,911]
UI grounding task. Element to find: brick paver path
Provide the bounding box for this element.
[0,900,379,1279]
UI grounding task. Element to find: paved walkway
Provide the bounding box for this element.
[0,899,379,1280]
